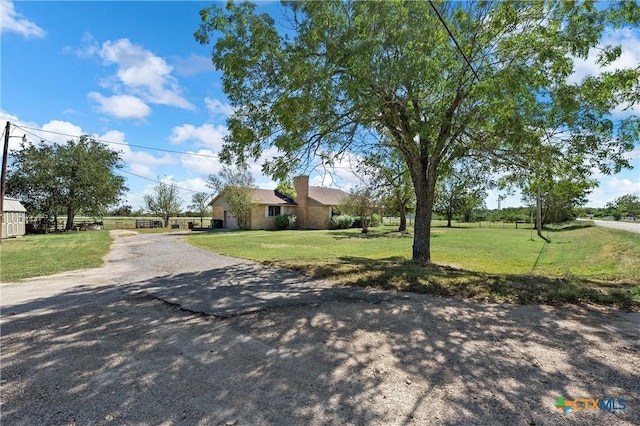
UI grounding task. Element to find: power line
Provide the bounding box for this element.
[118,169,206,195]
[14,124,220,160]
[13,125,210,196]
[428,1,481,82]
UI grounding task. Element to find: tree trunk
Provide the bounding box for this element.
[398,201,407,232]
[412,172,436,264]
[446,209,452,228]
[65,205,75,231]
[165,214,170,228]
[536,187,550,242]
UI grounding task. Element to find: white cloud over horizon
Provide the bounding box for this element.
[570,27,640,117]
[74,35,195,120]
[169,123,228,150]
[204,97,234,118]
[172,54,215,77]
[0,0,45,39]
[88,92,152,120]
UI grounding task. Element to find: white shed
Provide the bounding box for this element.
[2,197,27,239]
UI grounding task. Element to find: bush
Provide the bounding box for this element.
[330,215,355,229]
[351,217,364,228]
[370,213,381,227]
[351,214,381,229]
[275,213,297,230]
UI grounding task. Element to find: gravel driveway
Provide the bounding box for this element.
[1,230,639,425]
[591,219,640,234]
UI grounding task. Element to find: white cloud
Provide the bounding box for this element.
[40,120,83,144]
[129,163,155,178]
[96,129,175,178]
[571,29,640,82]
[88,92,151,120]
[0,0,45,39]
[570,28,640,116]
[0,110,39,150]
[204,97,234,118]
[173,54,214,76]
[588,175,640,207]
[169,123,228,150]
[98,38,195,111]
[177,177,211,194]
[309,152,364,191]
[180,150,221,176]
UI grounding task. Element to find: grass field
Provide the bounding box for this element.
[0,230,112,282]
[187,225,640,309]
[2,224,638,309]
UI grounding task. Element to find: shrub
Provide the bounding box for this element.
[275,213,297,230]
[352,217,364,228]
[352,214,381,229]
[370,213,381,227]
[330,215,355,229]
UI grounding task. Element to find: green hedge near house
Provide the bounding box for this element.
[275,213,297,230]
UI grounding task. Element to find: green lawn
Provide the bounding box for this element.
[0,231,112,282]
[187,225,640,309]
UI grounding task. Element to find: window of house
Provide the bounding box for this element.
[267,206,281,217]
[19,212,24,223]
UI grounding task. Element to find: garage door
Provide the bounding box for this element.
[224,211,238,229]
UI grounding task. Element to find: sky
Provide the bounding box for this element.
[1,0,639,211]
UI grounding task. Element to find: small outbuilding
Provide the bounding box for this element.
[2,197,27,239]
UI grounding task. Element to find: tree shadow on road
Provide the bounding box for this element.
[1,263,639,425]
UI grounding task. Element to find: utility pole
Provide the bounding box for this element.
[1,121,10,244]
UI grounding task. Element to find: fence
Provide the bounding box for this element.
[74,216,212,230]
[382,217,534,229]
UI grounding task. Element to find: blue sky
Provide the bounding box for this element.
[2,0,638,211]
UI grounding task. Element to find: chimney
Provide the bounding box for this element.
[293,175,309,228]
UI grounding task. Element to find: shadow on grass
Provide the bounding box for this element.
[330,229,414,239]
[273,256,640,310]
[543,221,595,232]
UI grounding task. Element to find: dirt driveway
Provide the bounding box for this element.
[1,230,639,425]
[591,219,640,234]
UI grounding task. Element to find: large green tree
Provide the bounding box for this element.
[207,165,257,230]
[144,180,183,228]
[7,136,127,230]
[607,194,640,219]
[435,161,489,227]
[189,192,212,228]
[522,177,596,225]
[356,147,414,232]
[196,0,639,263]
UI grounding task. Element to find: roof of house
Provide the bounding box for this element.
[308,186,348,206]
[209,188,295,206]
[209,186,347,207]
[2,197,27,212]
[250,189,295,205]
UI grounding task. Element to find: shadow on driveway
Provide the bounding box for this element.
[2,262,639,425]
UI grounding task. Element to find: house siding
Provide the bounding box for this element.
[210,198,240,229]
[209,175,346,230]
[250,205,295,230]
[306,205,331,229]
[293,176,309,228]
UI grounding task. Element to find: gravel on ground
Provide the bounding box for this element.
[1,230,638,425]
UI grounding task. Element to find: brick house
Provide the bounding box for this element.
[209,175,348,230]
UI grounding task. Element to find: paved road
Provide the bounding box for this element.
[591,219,640,234]
[1,230,639,425]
